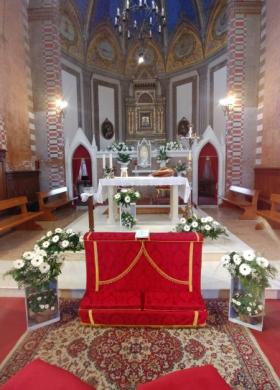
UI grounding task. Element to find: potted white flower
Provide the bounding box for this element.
[175,215,228,240]
[222,250,277,330]
[5,228,84,329]
[113,188,140,229]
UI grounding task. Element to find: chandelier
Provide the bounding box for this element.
[114,0,167,44]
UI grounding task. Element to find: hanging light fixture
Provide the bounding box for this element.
[114,0,167,56]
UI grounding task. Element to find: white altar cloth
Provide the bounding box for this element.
[95,176,191,204]
[92,176,190,224]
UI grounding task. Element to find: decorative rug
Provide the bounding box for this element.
[0,300,279,390]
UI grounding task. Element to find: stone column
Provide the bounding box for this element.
[197,64,208,135]
[82,68,93,142]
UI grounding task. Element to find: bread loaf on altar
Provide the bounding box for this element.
[152,168,174,177]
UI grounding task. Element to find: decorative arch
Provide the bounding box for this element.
[65,128,97,198]
[86,23,124,73]
[60,0,84,62]
[198,143,218,205]
[192,126,225,206]
[166,22,203,73]
[125,39,165,77]
[205,0,227,58]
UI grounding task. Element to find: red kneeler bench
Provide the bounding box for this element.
[1,359,94,390]
[79,232,208,327]
[137,365,231,389]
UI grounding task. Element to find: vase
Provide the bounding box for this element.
[120,203,136,228]
[25,280,60,330]
[228,277,265,331]
[159,161,167,169]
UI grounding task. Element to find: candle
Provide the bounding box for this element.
[109,153,113,169]
[117,7,120,16]
[161,7,165,16]
[102,154,106,169]
[189,126,193,137]
[188,150,192,162]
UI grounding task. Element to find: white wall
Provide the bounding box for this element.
[212,65,227,143]
[176,83,193,125]
[62,70,79,142]
[98,85,116,150]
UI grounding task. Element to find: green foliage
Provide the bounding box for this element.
[175,215,228,240]
[121,211,137,229]
[5,228,84,289]
[222,250,278,298]
[114,188,140,207]
[231,291,264,316]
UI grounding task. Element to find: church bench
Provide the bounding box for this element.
[37,186,76,221]
[0,196,43,234]
[256,193,280,229]
[221,185,259,220]
[79,232,208,327]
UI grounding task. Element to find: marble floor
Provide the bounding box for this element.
[1,205,279,298]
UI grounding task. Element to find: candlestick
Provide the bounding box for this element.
[109,153,113,169]
[102,154,105,169]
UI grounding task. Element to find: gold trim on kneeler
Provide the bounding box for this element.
[88,309,95,325]
[193,310,199,326]
[188,242,194,292]
[142,244,189,285]
[99,242,144,285]
[93,241,100,292]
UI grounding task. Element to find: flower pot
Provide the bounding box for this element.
[228,277,265,331]
[120,203,136,228]
[25,280,60,330]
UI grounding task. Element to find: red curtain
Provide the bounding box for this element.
[84,158,92,182]
[72,145,92,196]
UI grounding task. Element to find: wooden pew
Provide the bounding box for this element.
[0,196,43,234]
[221,185,259,220]
[256,193,280,229]
[37,186,76,221]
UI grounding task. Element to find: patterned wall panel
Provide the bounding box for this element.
[225,1,246,188]
[255,1,266,166]
[0,113,7,151]
[41,4,65,188]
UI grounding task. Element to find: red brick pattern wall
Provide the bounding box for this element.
[226,2,246,188]
[0,114,7,151]
[42,18,65,188]
[258,0,280,167]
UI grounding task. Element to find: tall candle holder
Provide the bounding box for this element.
[180,125,200,218]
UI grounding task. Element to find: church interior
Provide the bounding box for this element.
[0,0,280,389]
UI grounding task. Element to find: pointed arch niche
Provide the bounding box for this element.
[65,129,97,199]
[192,126,225,206]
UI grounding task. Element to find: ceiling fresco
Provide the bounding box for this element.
[63,0,227,74]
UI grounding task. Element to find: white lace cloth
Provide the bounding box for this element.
[91,176,191,203]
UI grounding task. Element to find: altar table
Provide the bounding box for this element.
[94,176,191,224]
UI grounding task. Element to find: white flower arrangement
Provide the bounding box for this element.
[175,214,228,240]
[6,229,84,289]
[121,211,137,229]
[108,141,133,164]
[113,188,141,207]
[222,250,277,298]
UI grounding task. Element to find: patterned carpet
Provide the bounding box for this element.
[0,300,279,390]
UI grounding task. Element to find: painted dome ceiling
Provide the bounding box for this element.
[72,0,224,40]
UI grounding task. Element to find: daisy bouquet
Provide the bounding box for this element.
[114,188,140,207]
[175,214,228,240]
[222,250,277,298]
[6,228,84,289]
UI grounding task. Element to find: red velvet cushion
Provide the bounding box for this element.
[137,365,231,389]
[144,291,205,310]
[81,291,141,309]
[2,358,94,390]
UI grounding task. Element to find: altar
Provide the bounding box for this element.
[94,176,191,224]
